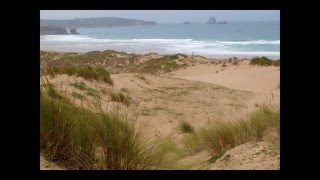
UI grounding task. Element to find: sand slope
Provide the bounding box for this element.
[44,73,254,140]
[209,142,280,170]
[172,60,280,109]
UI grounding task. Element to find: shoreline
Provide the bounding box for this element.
[40,48,280,60]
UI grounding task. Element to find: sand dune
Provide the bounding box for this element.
[171,60,280,109]
[173,60,280,93]
[40,51,280,170]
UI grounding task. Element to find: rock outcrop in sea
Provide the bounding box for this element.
[207,17,228,24]
[70,28,79,34]
[184,21,191,24]
[207,17,217,24]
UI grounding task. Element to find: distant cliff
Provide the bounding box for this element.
[40,26,81,35]
[40,17,156,28]
[40,26,68,35]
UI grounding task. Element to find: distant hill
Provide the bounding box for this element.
[40,26,80,35]
[40,26,68,35]
[40,17,156,28]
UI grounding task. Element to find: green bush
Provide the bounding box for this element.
[250,57,280,66]
[135,56,182,74]
[273,60,280,66]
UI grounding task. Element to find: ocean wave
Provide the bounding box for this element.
[193,49,280,55]
[41,35,93,41]
[41,36,279,56]
[131,39,193,42]
[216,40,280,45]
[41,36,279,45]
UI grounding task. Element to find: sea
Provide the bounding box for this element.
[40,21,280,59]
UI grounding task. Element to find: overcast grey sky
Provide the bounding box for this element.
[40,10,279,23]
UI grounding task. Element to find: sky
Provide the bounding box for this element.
[40,10,280,23]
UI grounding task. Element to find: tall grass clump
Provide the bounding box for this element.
[70,82,87,91]
[46,65,59,78]
[250,56,280,66]
[42,83,69,103]
[273,60,280,66]
[201,105,279,155]
[179,121,194,133]
[40,91,98,168]
[46,65,113,85]
[180,133,202,155]
[40,82,174,169]
[110,91,131,106]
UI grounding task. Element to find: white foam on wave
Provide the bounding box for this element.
[193,49,280,55]
[41,35,93,41]
[41,36,279,45]
[216,40,280,45]
[41,36,280,56]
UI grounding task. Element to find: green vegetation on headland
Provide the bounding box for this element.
[41,17,156,28]
[250,56,280,66]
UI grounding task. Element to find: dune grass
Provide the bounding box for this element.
[46,65,113,85]
[178,105,279,163]
[179,121,194,133]
[201,105,279,155]
[71,92,85,100]
[40,82,177,170]
[135,55,182,74]
[180,133,202,155]
[273,60,280,66]
[40,74,279,169]
[69,82,88,91]
[250,57,280,66]
[110,91,132,106]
